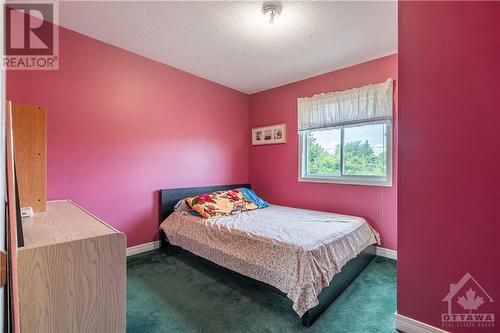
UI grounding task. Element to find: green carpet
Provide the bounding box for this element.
[127,247,397,333]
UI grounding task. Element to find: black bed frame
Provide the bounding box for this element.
[159,184,376,327]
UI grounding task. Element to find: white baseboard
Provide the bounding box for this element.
[126,240,160,257]
[375,246,397,260]
[395,313,448,333]
[127,242,396,259]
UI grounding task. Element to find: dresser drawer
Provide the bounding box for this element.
[18,200,126,333]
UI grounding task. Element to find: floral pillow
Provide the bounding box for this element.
[185,189,260,218]
[174,198,202,217]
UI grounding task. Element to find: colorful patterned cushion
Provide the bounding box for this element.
[185,189,260,218]
[238,188,269,208]
[174,198,202,217]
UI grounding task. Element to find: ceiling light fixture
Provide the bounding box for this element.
[262,2,282,24]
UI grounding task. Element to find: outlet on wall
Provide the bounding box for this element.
[20,207,33,218]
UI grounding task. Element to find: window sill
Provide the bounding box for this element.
[298,176,392,187]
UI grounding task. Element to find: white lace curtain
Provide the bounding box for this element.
[298,79,393,131]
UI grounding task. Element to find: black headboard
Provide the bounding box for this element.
[159,184,251,247]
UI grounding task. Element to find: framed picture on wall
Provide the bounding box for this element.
[252,123,286,145]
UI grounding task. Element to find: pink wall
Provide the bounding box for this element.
[249,55,398,250]
[7,27,249,247]
[398,2,500,331]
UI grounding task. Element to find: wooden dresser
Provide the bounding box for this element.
[17,200,127,333]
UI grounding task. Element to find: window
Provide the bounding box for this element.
[298,79,393,186]
[300,121,392,185]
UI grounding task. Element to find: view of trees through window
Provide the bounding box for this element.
[306,123,387,177]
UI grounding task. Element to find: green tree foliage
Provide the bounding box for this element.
[307,133,340,175]
[307,133,385,176]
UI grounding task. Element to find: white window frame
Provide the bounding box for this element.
[298,120,393,187]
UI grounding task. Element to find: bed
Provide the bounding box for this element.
[158,184,379,327]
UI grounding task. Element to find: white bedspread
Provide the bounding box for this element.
[160,205,379,317]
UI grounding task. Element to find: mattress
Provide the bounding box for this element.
[160,204,380,317]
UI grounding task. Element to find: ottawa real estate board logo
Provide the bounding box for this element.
[3,1,59,70]
[442,272,495,329]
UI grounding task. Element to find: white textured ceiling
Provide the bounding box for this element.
[58,1,397,94]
